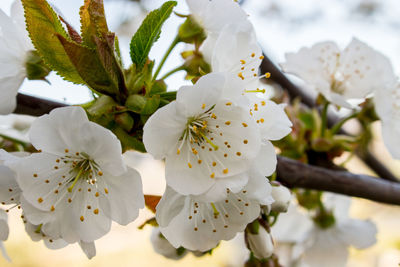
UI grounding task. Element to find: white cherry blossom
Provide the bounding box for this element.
[156,171,273,252]
[374,79,400,159]
[143,72,262,197]
[272,194,377,267]
[6,106,144,243]
[280,38,395,109]
[0,0,33,114]
[270,184,291,213]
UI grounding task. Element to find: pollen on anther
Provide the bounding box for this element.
[201,103,206,109]
[223,169,229,174]
[212,162,217,167]
[265,72,271,78]
[194,227,198,231]
[236,152,242,156]
[94,209,99,215]
[80,216,85,222]
[98,171,103,176]
[225,121,231,125]
[38,198,43,203]
[54,166,58,170]
[240,59,246,64]
[224,225,228,228]
[177,149,180,155]
[243,139,248,144]
[88,188,91,192]
[210,173,215,178]
[261,101,266,106]
[198,160,202,164]
[95,192,100,197]
[56,159,60,163]
[238,72,245,80]
[240,212,244,215]
[50,205,55,212]
[213,229,217,233]
[260,118,265,123]
[75,152,80,156]
[259,55,264,60]
[33,174,38,178]
[242,122,248,127]
[65,149,69,153]
[54,190,58,194]
[251,53,255,57]
[87,205,91,210]
[188,163,192,168]
[104,188,109,194]
[225,102,232,106]
[68,198,72,203]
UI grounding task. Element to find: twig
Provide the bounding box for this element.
[14,93,67,116]
[260,54,399,182]
[277,156,400,205]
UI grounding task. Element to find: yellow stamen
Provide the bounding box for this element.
[211,203,219,216]
[68,168,84,193]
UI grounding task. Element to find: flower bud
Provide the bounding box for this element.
[271,185,291,213]
[150,228,187,260]
[247,226,274,260]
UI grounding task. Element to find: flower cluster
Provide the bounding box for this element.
[143,0,292,257]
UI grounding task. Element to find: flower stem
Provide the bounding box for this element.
[153,36,181,81]
[160,65,185,80]
[320,102,330,137]
[331,113,358,135]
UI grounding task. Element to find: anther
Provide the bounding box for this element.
[50,205,55,212]
[242,122,248,127]
[223,169,229,174]
[94,209,99,215]
[38,198,43,203]
[80,216,84,222]
[188,163,192,168]
[210,173,215,178]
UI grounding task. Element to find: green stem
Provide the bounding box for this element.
[331,113,358,135]
[320,102,330,137]
[158,91,177,101]
[160,65,185,80]
[0,134,29,147]
[153,36,181,81]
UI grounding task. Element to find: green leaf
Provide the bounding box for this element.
[22,0,84,84]
[57,34,119,96]
[79,0,109,47]
[130,1,177,69]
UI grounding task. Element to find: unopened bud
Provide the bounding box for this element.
[247,226,274,260]
[271,185,291,213]
[150,228,187,260]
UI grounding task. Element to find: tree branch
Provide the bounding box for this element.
[277,156,400,205]
[260,54,399,182]
[14,93,67,116]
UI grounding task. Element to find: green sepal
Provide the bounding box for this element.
[86,95,117,117]
[113,127,146,153]
[125,94,160,115]
[22,0,84,84]
[25,50,51,81]
[115,112,134,132]
[178,15,206,44]
[130,1,177,69]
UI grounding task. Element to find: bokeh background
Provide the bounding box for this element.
[0,0,400,266]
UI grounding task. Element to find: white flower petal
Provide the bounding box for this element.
[0,242,10,262]
[143,102,188,160]
[99,167,144,225]
[337,219,377,249]
[151,227,187,260]
[303,228,349,267]
[176,72,225,117]
[79,241,96,259]
[0,75,24,115]
[0,209,8,241]
[252,100,292,141]
[25,221,68,250]
[252,141,277,177]
[156,187,186,228]
[0,164,20,204]
[248,226,274,260]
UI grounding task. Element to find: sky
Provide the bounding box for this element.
[0,0,399,105]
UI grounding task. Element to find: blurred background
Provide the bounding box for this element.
[1,0,400,266]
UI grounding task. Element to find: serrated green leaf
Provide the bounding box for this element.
[79,0,109,47]
[57,34,119,96]
[22,0,84,84]
[130,1,177,69]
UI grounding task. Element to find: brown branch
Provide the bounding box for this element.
[14,93,67,116]
[260,54,399,182]
[276,156,400,205]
